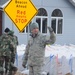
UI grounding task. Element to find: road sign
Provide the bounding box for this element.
[4,0,38,32]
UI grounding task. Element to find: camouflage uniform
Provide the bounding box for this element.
[11,35,18,64]
[0,36,5,75]
[7,30,18,75]
[8,31,18,63]
[0,33,14,75]
[22,22,56,75]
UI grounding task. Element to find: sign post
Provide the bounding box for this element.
[4,0,38,32]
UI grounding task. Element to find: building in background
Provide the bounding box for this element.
[0,0,75,45]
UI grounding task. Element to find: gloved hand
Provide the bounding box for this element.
[22,64,26,68]
[47,27,53,32]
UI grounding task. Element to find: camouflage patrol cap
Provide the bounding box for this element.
[30,22,39,31]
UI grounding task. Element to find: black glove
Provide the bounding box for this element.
[22,64,26,68]
[47,27,53,32]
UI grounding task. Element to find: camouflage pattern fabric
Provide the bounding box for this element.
[0,33,15,74]
[29,65,42,75]
[8,30,18,54]
[0,34,13,57]
[8,30,18,75]
[23,32,56,66]
[0,56,4,75]
[23,31,56,75]
[8,30,18,63]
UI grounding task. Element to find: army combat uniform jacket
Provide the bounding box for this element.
[23,31,56,66]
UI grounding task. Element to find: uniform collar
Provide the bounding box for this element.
[30,32,40,38]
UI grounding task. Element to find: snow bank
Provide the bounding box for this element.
[45,44,75,58]
[17,44,75,58]
[15,44,75,75]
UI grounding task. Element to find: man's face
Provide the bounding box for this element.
[31,28,39,34]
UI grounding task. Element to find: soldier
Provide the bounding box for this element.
[22,22,56,75]
[8,30,18,63]
[0,28,14,75]
[8,30,18,75]
[0,37,5,75]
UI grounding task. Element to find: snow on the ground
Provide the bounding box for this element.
[17,44,75,59]
[16,44,75,75]
[45,44,75,58]
[17,44,26,56]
